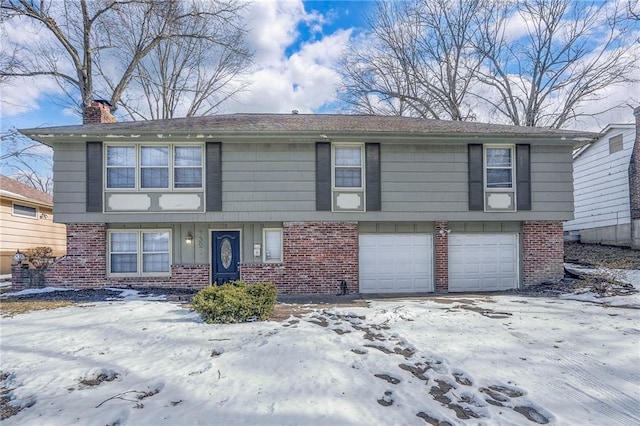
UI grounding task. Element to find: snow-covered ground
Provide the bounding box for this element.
[2,287,639,425]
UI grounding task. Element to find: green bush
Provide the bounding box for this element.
[191,281,277,324]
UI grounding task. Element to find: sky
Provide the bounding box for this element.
[0,0,638,135]
[1,267,639,425]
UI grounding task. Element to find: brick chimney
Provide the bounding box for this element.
[630,106,640,248]
[83,100,116,124]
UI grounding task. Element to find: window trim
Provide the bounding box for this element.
[262,228,283,263]
[483,144,517,212]
[107,229,172,277]
[331,142,366,212]
[332,143,365,190]
[484,145,515,191]
[104,143,204,191]
[12,202,38,219]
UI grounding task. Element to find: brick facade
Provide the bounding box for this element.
[11,220,564,292]
[434,221,449,293]
[522,221,564,285]
[630,107,640,248]
[241,221,359,295]
[10,223,210,290]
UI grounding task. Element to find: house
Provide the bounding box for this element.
[14,102,601,294]
[564,107,640,249]
[0,175,66,275]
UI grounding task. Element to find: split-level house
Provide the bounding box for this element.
[15,102,600,294]
[564,107,640,248]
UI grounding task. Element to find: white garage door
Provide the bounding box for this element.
[449,234,519,292]
[359,234,433,293]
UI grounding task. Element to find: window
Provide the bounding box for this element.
[263,228,283,263]
[609,134,623,154]
[106,146,135,188]
[105,144,203,190]
[485,147,513,189]
[13,203,37,218]
[174,146,203,188]
[141,146,168,188]
[334,145,363,188]
[330,144,366,212]
[108,230,170,275]
[483,145,516,211]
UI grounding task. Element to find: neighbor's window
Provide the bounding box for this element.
[105,144,203,190]
[485,146,513,189]
[109,230,171,275]
[334,145,363,188]
[263,228,283,263]
[13,203,37,218]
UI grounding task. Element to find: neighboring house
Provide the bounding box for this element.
[564,107,640,249]
[15,102,600,293]
[0,175,66,275]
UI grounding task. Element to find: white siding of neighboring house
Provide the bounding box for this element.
[565,125,635,233]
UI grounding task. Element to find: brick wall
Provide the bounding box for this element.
[37,223,210,289]
[241,221,359,295]
[522,221,564,285]
[630,107,640,249]
[45,223,107,287]
[83,101,116,124]
[434,221,449,293]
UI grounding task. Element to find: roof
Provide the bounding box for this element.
[19,113,600,144]
[0,175,52,206]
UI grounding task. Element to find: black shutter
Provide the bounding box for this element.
[516,144,532,210]
[316,142,331,211]
[365,143,381,211]
[206,142,222,211]
[468,144,484,210]
[86,141,103,212]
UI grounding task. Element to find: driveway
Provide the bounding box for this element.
[1,293,639,425]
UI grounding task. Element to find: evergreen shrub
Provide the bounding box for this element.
[192,281,277,324]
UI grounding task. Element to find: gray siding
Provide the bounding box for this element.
[52,142,86,216]
[52,140,574,223]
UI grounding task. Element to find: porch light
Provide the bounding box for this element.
[185,232,194,244]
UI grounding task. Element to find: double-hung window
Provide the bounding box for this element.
[109,230,171,276]
[141,146,169,188]
[106,146,136,189]
[484,145,516,211]
[105,144,203,190]
[332,144,365,211]
[263,228,283,263]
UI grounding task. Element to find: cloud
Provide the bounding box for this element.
[222,1,351,114]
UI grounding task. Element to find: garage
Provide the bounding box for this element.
[359,234,433,293]
[448,233,519,292]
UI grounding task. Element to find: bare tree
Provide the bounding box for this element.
[339,0,638,128]
[108,0,251,120]
[0,0,252,118]
[475,0,638,128]
[1,128,53,193]
[339,0,487,120]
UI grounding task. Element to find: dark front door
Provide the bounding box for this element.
[212,230,240,284]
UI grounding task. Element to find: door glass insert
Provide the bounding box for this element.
[220,238,232,269]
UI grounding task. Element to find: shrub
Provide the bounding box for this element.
[24,246,54,269]
[191,281,277,324]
